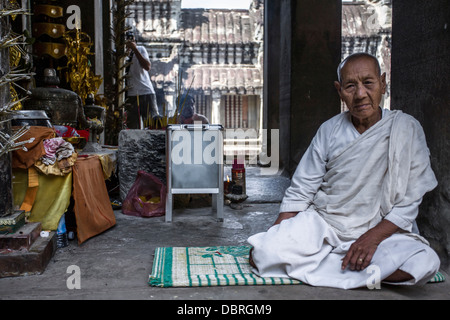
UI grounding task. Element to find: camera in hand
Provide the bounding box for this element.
[126,31,134,41]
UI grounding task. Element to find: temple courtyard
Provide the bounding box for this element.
[0,168,448,301]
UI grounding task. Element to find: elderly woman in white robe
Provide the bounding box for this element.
[248,53,440,289]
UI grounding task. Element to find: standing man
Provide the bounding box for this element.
[125,33,161,129]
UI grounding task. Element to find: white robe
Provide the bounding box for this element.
[248,109,440,289]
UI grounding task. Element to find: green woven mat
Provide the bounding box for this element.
[148,245,446,288]
[149,246,301,287]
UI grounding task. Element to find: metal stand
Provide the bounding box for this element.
[165,124,224,222]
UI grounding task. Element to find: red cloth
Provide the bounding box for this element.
[76,129,89,140]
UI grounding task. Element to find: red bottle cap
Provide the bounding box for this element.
[233,158,244,169]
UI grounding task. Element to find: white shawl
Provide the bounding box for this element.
[312,110,437,241]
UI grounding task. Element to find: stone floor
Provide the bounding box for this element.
[0,167,449,300]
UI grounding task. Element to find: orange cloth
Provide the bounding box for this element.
[19,167,40,212]
[72,155,116,244]
[12,126,55,169]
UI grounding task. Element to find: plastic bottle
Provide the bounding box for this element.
[231,159,246,195]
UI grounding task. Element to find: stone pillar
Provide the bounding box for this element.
[0,122,13,217]
[235,45,243,65]
[218,45,226,65]
[0,0,13,217]
[193,44,202,64]
[265,0,341,174]
[289,0,342,171]
[391,0,450,270]
[169,0,181,33]
[211,90,221,124]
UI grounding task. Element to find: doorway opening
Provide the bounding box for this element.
[126,0,264,161]
[341,0,392,110]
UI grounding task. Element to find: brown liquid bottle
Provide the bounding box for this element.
[231,159,246,195]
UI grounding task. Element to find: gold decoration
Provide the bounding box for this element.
[9,85,22,110]
[5,33,33,112]
[6,0,20,20]
[60,29,103,104]
[9,45,21,67]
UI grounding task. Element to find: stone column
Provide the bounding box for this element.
[391,0,450,270]
[0,121,13,217]
[211,90,221,124]
[0,0,13,217]
[265,0,341,173]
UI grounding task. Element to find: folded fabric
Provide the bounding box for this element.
[56,141,75,160]
[41,138,75,165]
[41,137,64,165]
[35,152,78,176]
[12,126,55,169]
[43,137,65,158]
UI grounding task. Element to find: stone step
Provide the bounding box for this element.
[0,210,26,234]
[0,222,42,251]
[0,230,56,278]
